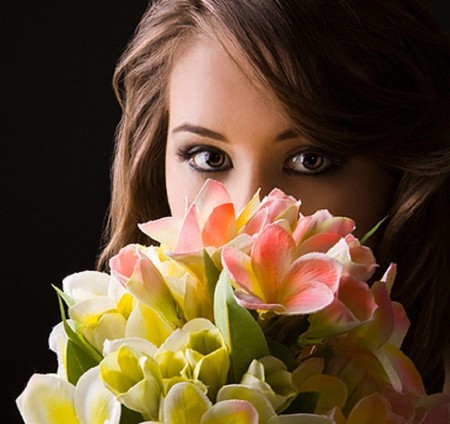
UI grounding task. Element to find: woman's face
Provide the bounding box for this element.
[165,37,397,239]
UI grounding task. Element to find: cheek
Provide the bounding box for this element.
[287,160,397,241]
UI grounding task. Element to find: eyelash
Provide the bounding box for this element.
[176,145,343,176]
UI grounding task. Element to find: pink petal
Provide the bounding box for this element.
[251,224,296,302]
[338,277,377,322]
[109,244,140,286]
[345,235,377,280]
[318,216,355,236]
[284,253,342,298]
[243,208,269,236]
[202,203,237,247]
[297,233,342,255]
[222,247,264,300]
[305,297,364,339]
[234,289,285,313]
[283,282,335,315]
[353,281,394,347]
[292,215,315,244]
[174,204,203,253]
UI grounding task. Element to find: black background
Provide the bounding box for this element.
[3,1,450,422]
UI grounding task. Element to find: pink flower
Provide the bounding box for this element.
[139,179,238,254]
[293,209,355,254]
[243,188,301,236]
[300,276,378,343]
[222,224,343,315]
[326,235,377,281]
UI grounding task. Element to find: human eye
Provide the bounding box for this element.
[283,148,343,175]
[176,145,232,173]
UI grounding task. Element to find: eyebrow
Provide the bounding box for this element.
[171,123,300,142]
[171,124,228,142]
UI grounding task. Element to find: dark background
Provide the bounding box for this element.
[2,1,450,422]
[3,1,149,422]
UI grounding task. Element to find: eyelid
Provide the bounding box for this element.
[176,144,232,173]
[283,147,344,175]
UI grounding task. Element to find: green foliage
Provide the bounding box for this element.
[203,250,220,304]
[213,270,269,382]
[54,287,102,385]
[360,215,388,245]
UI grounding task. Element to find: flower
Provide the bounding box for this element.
[157,318,230,401]
[139,179,239,253]
[242,188,301,236]
[62,271,130,353]
[110,244,179,323]
[223,224,343,315]
[16,367,121,424]
[17,180,449,423]
[100,343,163,420]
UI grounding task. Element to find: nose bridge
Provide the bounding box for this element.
[229,157,278,211]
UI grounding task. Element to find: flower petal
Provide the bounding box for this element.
[200,400,259,424]
[202,203,237,247]
[283,282,335,315]
[234,289,286,313]
[74,366,121,424]
[164,382,212,424]
[217,384,276,422]
[251,225,296,302]
[175,204,203,253]
[297,233,342,256]
[284,253,342,299]
[222,247,263,300]
[63,271,110,302]
[138,217,181,248]
[17,374,78,424]
[195,179,233,225]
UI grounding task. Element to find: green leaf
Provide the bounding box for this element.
[66,339,99,385]
[213,270,269,382]
[55,290,103,363]
[360,215,388,245]
[54,288,103,386]
[52,284,75,308]
[203,250,220,304]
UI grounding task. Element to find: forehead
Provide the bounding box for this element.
[167,36,292,134]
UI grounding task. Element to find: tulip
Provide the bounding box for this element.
[100,344,163,420]
[157,318,230,401]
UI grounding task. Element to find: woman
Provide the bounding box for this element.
[99,0,450,394]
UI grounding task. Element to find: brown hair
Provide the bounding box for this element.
[99,0,450,393]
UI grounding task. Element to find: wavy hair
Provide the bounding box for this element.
[99,0,450,393]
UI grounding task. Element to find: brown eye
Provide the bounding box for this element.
[189,148,232,172]
[284,150,335,175]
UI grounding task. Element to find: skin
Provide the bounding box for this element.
[165,37,397,240]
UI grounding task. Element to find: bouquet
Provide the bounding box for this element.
[17,180,450,423]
